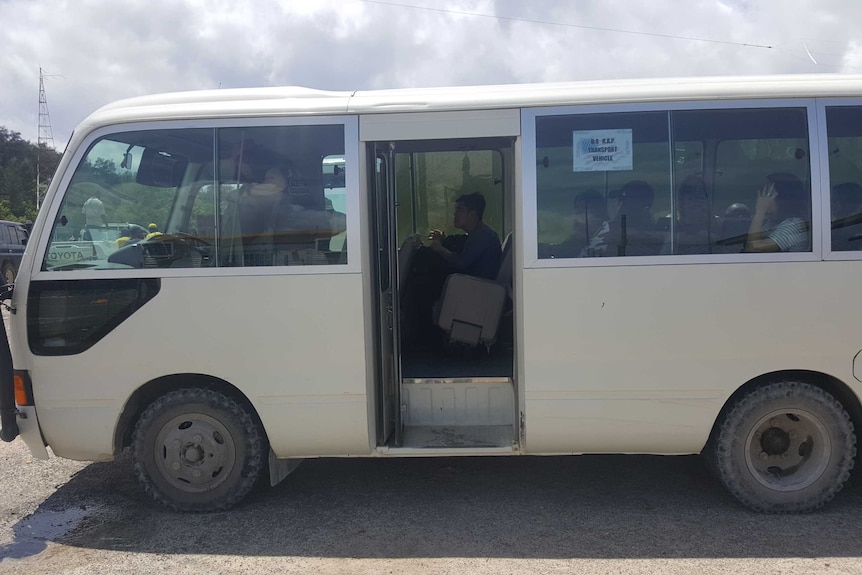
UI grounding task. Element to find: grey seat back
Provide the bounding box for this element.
[435,231,512,347]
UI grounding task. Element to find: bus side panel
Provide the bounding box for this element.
[521,262,862,455]
[28,273,371,460]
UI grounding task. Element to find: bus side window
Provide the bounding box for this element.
[677,108,811,255]
[825,107,862,252]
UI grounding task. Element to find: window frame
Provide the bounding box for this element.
[522,98,822,268]
[816,98,862,261]
[33,115,360,281]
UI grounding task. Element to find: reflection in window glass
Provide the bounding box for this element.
[217,125,346,267]
[536,112,670,258]
[44,130,207,271]
[44,124,348,271]
[535,107,811,258]
[394,150,503,247]
[682,108,810,254]
[826,107,862,252]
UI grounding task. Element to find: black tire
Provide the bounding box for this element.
[2,263,16,285]
[132,388,265,512]
[710,381,856,513]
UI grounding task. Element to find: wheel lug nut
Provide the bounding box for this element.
[193,435,202,443]
[172,440,181,449]
[171,462,181,470]
[759,451,769,460]
[193,470,202,478]
[754,432,761,440]
[770,419,779,427]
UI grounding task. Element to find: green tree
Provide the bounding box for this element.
[0,126,61,222]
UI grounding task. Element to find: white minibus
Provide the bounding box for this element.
[2,75,862,513]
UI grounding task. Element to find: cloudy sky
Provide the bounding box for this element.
[2,0,862,146]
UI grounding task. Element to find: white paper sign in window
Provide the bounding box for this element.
[572,129,633,172]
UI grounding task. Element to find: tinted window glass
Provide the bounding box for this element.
[217,125,346,267]
[536,112,670,258]
[680,108,810,254]
[44,124,348,271]
[28,279,160,355]
[535,107,811,258]
[394,149,504,247]
[826,107,862,252]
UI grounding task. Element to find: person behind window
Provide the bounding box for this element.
[403,192,502,348]
[584,180,657,257]
[540,190,609,259]
[428,192,501,279]
[745,172,809,253]
[81,196,108,238]
[661,175,714,255]
[236,159,331,265]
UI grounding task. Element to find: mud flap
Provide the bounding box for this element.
[268,449,304,486]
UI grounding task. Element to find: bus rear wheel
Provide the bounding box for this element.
[132,388,265,512]
[711,381,856,512]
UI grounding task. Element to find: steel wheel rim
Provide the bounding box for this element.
[153,412,237,493]
[744,408,831,492]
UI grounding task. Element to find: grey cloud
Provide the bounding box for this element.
[2,0,862,145]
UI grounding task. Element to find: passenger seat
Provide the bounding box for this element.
[434,232,513,348]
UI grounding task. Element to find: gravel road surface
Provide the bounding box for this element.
[2,437,862,574]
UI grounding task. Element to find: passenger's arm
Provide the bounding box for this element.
[429,240,454,261]
[745,184,780,252]
[428,229,454,261]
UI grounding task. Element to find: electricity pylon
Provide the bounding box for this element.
[36,67,56,210]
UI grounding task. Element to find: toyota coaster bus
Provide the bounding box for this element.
[2,74,861,512]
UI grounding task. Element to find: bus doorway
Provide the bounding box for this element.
[369,137,517,452]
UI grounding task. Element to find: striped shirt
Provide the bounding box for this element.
[766,217,808,252]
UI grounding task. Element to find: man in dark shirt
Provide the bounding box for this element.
[403,192,502,347]
[428,192,501,279]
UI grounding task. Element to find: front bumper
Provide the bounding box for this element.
[16,406,48,460]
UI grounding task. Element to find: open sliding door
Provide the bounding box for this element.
[363,110,522,452]
[371,142,403,447]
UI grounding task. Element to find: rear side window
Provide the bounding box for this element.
[535,107,811,259]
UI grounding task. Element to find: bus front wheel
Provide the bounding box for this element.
[711,381,856,512]
[132,388,265,512]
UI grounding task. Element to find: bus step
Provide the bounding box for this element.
[401,424,514,449]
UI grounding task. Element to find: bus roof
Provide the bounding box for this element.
[80,73,862,133]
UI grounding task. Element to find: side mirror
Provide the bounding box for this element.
[121,144,134,170]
